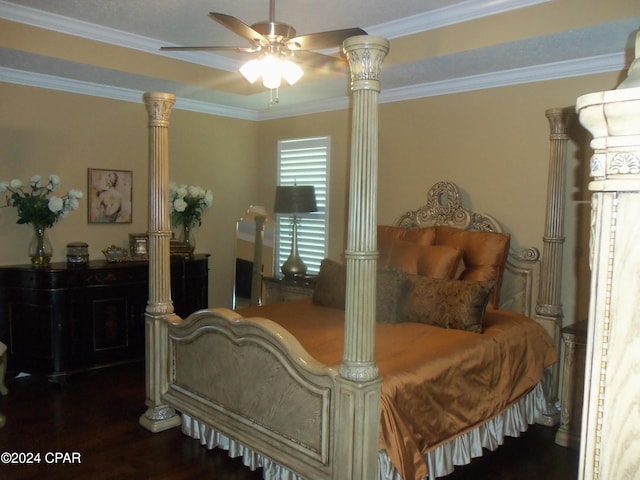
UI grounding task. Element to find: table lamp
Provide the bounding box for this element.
[274,185,317,277]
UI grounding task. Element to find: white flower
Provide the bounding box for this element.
[1,172,82,227]
[204,189,213,207]
[176,185,188,198]
[48,196,64,212]
[187,185,199,198]
[173,198,188,212]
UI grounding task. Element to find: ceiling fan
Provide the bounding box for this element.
[160,0,366,91]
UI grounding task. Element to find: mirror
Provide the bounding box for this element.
[233,205,275,309]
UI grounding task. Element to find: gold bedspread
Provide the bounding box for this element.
[238,300,557,480]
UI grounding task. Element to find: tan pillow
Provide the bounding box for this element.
[377,225,436,268]
[312,261,406,323]
[312,258,347,309]
[376,268,407,324]
[387,242,463,279]
[435,225,510,309]
[398,275,496,333]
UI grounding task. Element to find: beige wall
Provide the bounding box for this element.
[0,69,621,322]
[0,83,259,307]
[257,71,622,326]
[257,109,352,262]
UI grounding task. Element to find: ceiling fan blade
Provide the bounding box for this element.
[288,27,367,51]
[160,46,258,53]
[209,12,267,46]
[293,50,348,72]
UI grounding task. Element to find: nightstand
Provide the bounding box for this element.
[555,320,588,449]
[262,275,317,304]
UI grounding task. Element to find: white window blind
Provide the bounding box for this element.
[276,137,329,275]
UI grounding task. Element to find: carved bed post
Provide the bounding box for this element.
[535,107,573,425]
[335,35,389,479]
[139,92,182,433]
[576,31,640,480]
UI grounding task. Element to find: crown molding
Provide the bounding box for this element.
[1,52,625,121]
[368,0,551,39]
[0,67,259,120]
[0,0,549,70]
[0,0,239,71]
[379,52,627,105]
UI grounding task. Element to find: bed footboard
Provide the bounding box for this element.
[163,308,338,479]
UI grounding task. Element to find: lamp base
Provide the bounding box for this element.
[281,216,307,278]
[281,253,307,278]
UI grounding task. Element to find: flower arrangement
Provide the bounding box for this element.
[0,174,83,228]
[169,182,213,228]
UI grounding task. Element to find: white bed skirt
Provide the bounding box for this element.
[181,382,546,480]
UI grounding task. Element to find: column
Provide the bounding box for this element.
[139,92,182,433]
[576,30,640,480]
[535,107,573,425]
[333,35,389,480]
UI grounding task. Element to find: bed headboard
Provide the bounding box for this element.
[395,181,540,319]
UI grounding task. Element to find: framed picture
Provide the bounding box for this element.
[129,233,148,260]
[88,168,133,223]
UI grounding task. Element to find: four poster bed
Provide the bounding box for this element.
[140,36,564,480]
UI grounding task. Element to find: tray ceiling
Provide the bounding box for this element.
[0,0,637,120]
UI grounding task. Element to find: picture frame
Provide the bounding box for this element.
[88,168,133,223]
[129,233,148,260]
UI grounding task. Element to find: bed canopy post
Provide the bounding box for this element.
[139,92,182,433]
[535,107,573,426]
[576,30,640,480]
[334,35,389,479]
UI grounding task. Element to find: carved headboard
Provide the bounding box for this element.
[396,181,540,319]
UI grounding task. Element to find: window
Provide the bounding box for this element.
[276,136,329,275]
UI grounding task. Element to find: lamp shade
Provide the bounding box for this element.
[274,186,317,214]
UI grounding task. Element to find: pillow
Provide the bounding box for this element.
[387,241,462,279]
[375,268,407,324]
[312,258,347,309]
[435,225,510,309]
[313,259,407,323]
[398,275,496,333]
[377,225,436,267]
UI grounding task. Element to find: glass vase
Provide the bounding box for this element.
[29,224,53,268]
[180,223,196,255]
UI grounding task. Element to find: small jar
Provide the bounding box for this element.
[66,242,89,265]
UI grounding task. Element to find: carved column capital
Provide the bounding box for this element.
[545,107,573,140]
[143,92,175,127]
[343,36,390,92]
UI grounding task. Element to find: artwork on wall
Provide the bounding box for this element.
[88,168,133,223]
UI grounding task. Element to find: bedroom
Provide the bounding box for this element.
[0,0,638,477]
[2,0,636,315]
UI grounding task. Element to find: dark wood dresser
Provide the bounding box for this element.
[0,254,209,378]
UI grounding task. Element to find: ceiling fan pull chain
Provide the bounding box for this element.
[269,88,280,107]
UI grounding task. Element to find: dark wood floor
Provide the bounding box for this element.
[0,363,578,479]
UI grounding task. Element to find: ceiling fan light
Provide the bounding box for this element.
[281,60,303,85]
[261,55,282,89]
[240,59,261,84]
